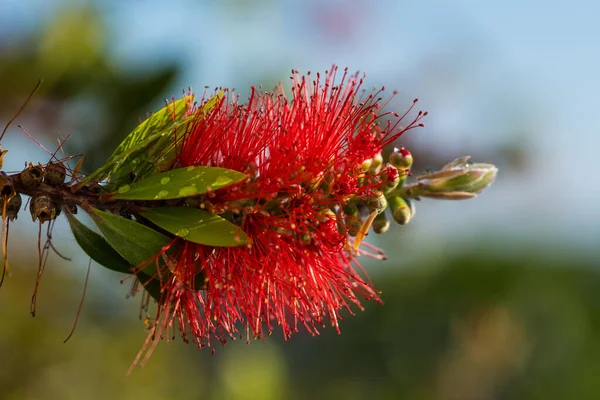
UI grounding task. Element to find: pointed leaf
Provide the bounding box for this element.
[87,207,171,276]
[79,95,194,188]
[78,92,224,189]
[139,207,249,247]
[133,93,224,180]
[109,166,246,201]
[66,211,132,274]
[66,211,164,302]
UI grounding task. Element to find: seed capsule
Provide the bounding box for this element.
[30,195,59,223]
[0,193,22,221]
[0,173,16,199]
[43,162,67,186]
[21,163,44,189]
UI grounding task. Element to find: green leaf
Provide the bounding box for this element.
[132,93,223,181]
[139,207,250,247]
[87,207,172,276]
[66,210,164,302]
[79,92,223,189]
[65,211,132,274]
[109,166,246,201]
[79,95,194,188]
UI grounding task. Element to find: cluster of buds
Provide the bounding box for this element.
[0,67,497,371]
[342,146,417,239]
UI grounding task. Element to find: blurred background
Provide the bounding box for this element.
[0,0,598,399]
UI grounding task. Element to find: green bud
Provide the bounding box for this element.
[372,212,390,234]
[417,157,497,199]
[388,196,415,225]
[389,147,413,170]
[361,158,373,171]
[369,153,384,173]
[366,192,387,213]
[381,164,401,191]
[462,167,498,194]
[342,200,359,217]
[397,174,407,188]
[301,233,312,245]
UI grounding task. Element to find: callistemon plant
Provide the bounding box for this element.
[0,67,497,371]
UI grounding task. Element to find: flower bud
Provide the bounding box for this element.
[389,147,413,170]
[361,158,373,171]
[0,193,22,220]
[417,157,497,199]
[366,192,387,213]
[342,200,359,217]
[301,233,312,245]
[369,153,384,173]
[381,164,401,191]
[30,195,59,223]
[21,163,44,189]
[388,195,415,225]
[44,162,67,186]
[372,212,390,234]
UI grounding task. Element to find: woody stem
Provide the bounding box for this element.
[6,172,128,215]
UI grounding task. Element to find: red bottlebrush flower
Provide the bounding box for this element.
[132,66,426,367]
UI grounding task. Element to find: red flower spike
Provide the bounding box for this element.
[132,66,425,366]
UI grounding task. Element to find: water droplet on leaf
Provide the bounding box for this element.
[176,228,190,237]
[213,175,232,187]
[178,185,197,197]
[118,185,131,193]
[155,190,169,199]
[160,177,171,185]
